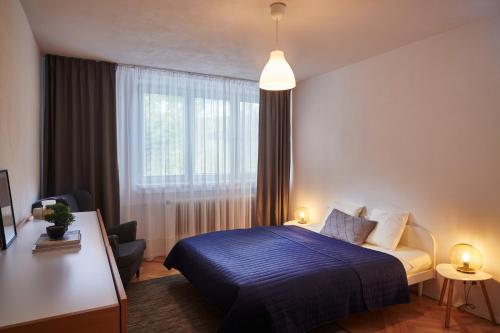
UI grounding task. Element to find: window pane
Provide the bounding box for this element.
[193,98,231,177]
[143,93,185,178]
[239,102,259,176]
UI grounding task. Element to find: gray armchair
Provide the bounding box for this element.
[32,191,145,287]
[107,220,146,286]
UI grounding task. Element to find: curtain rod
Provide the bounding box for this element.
[118,63,258,84]
[42,54,257,83]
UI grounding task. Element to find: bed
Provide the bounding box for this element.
[293,220,436,294]
[164,222,435,332]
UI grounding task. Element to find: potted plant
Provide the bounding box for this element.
[43,203,75,239]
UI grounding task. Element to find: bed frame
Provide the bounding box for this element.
[399,224,437,295]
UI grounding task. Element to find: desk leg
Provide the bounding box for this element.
[445,280,454,328]
[480,281,497,325]
[439,278,448,306]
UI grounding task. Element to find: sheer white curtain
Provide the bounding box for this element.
[116,65,259,258]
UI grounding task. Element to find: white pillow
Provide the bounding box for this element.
[365,209,409,250]
[330,201,364,217]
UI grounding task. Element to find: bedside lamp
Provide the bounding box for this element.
[294,207,310,224]
[450,243,483,274]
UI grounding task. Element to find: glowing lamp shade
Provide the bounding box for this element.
[294,206,310,224]
[450,243,483,274]
[259,50,296,91]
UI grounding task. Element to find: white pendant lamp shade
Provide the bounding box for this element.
[259,50,296,91]
[259,2,296,91]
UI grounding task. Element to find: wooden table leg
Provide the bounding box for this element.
[480,281,497,325]
[439,278,448,306]
[445,280,454,328]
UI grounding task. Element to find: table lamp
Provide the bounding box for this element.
[450,243,483,274]
[294,207,309,224]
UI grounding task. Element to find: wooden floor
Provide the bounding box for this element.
[131,257,499,333]
[130,256,179,283]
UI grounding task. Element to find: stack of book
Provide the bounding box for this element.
[32,230,81,253]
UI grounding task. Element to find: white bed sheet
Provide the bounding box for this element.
[361,243,432,274]
[293,222,432,274]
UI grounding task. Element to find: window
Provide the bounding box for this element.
[134,72,259,188]
[193,98,231,177]
[117,66,258,257]
[143,94,185,179]
[239,102,260,176]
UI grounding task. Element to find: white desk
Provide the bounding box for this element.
[0,211,126,332]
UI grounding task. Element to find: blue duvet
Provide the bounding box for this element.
[165,226,409,332]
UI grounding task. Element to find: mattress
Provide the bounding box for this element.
[295,222,432,275]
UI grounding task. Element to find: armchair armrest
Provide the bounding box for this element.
[107,221,137,244]
[108,234,119,259]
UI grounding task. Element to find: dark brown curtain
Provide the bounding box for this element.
[255,89,291,226]
[42,55,119,226]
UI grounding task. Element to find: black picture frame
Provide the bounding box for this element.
[0,170,17,249]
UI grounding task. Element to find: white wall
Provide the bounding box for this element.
[291,16,500,321]
[0,0,40,224]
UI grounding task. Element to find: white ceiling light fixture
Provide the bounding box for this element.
[259,2,296,91]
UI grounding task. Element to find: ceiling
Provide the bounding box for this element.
[21,0,500,81]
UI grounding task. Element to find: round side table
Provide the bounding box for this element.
[436,263,497,328]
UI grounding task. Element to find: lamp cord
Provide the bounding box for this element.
[275,18,279,49]
[458,281,476,311]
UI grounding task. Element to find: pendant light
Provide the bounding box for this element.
[259,2,296,91]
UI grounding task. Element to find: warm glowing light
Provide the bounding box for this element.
[450,243,483,274]
[294,207,310,224]
[259,50,296,91]
[259,2,296,91]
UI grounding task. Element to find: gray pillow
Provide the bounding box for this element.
[320,209,377,245]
